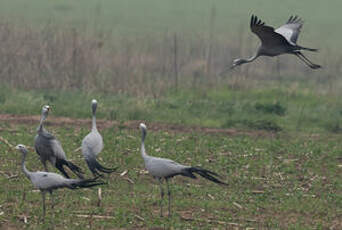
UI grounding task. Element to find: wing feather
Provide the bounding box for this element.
[145,156,187,178]
[275,15,303,44]
[250,15,289,47]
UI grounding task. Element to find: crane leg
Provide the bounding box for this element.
[166,179,172,217]
[41,192,46,221]
[42,160,48,172]
[157,178,164,217]
[49,191,54,209]
[295,53,314,68]
[295,52,321,69]
[298,52,321,69]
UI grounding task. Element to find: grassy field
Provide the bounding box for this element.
[0,0,341,229]
[1,85,342,133]
[0,120,341,229]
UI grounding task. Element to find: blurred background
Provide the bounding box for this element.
[0,0,341,132]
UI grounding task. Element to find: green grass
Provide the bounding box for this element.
[0,122,340,229]
[1,84,342,133]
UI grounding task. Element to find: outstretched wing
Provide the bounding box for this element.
[250,15,289,47]
[275,15,303,45]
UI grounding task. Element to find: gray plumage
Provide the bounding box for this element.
[231,15,321,69]
[139,123,226,217]
[15,144,104,219]
[82,99,116,177]
[34,105,84,179]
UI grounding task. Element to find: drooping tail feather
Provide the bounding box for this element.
[86,158,117,177]
[70,177,106,189]
[184,167,227,185]
[56,159,84,179]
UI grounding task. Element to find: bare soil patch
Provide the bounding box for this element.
[0,114,275,138]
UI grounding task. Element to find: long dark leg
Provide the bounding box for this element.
[166,179,172,217]
[157,178,164,217]
[49,191,54,209]
[295,53,315,68]
[41,192,46,221]
[295,52,321,69]
[298,52,321,69]
[42,160,48,172]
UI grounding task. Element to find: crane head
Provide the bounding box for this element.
[231,58,247,69]
[43,105,51,111]
[139,123,147,130]
[91,99,98,113]
[15,144,26,150]
[41,105,51,116]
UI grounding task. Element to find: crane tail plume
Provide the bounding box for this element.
[71,177,106,189]
[56,159,84,179]
[66,160,84,179]
[184,167,228,185]
[86,159,117,175]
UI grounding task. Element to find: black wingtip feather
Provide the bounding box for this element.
[56,159,84,179]
[186,167,228,186]
[70,177,106,189]
[288,15,303,24]
[251,15,260,27]
[86,158,117,176]
[250,15,265,27]
[66,160,85,179]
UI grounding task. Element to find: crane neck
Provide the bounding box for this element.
[92,114,97,132]
[246,52,260,63]
[37,119,44,133]
[37,112,47,132]
[21,150,31,180]
[140,129,148,158]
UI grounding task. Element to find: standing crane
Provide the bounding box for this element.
[34,105,84,179]
[15,144,104,219]
[139,123,227,217]
[230,15,321,69]
[82,99,116,177]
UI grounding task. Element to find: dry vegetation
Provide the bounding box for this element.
[0,20,340,97]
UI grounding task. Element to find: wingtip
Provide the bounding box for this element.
[288,15,303,24]
[251,14,258,27]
